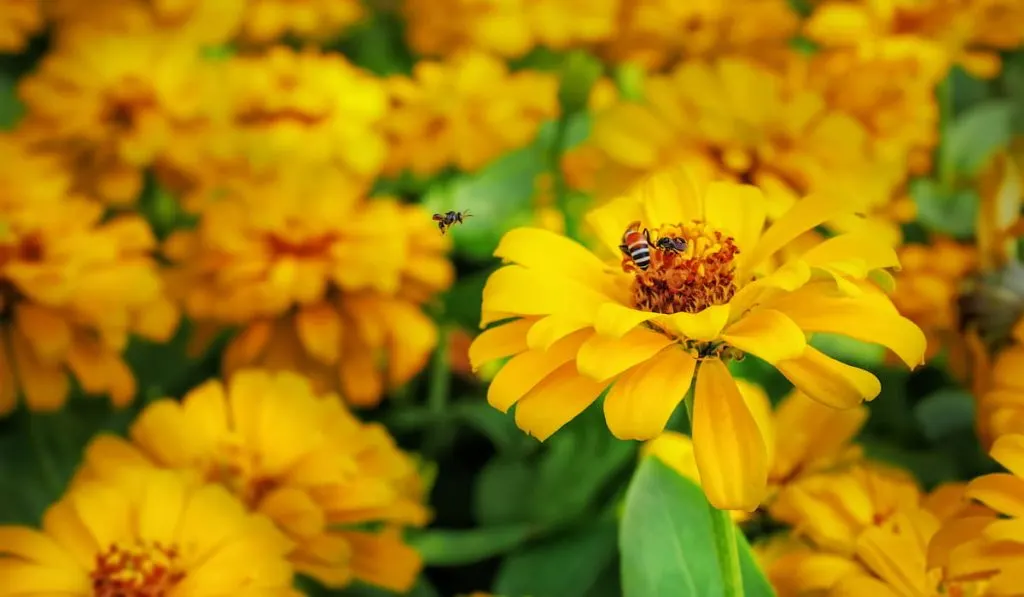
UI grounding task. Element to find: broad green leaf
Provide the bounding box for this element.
[908,178,978,238]
[494,519,618,597]
[810,333,885,369]
[407,524,539,566]
[474,457,536,526]
[948,66,991,115]
[620,457,775,597]
[947,99,1013,177]
[914,388,976,442]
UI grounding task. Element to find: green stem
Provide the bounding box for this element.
[937,75,956,190]
[549,115,579,241]
[708,502,745,597]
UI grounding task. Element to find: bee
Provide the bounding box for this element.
[432,210,473,235]
[619,221,652,270]
[655,236,688,254]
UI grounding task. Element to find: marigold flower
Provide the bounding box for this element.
[0,135,178,413]
[382,51,559,177]
[468,168,925,511]
[43,0,244,44]
[239,0,365,43]
[16,29,215,205]
[0,0,42,53]
[0,466,299,597]
[76,369,430,592]
[165,170,453,408]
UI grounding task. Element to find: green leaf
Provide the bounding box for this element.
[913,388,976,442]
[947,99,1013,177]
[494,519,618,597]
[908,178,978,238]
[809,333,885,369]
[620,457,775,597]
[473,457,536,526]
[0,69,24,130]
[442,268,493,331]
[407,524,539,566]
[331,11,414,76]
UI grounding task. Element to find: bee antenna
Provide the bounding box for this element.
[463,210,473,218]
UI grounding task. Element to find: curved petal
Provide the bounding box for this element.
[799,232,901,272]
[514,361,609,441]
[487,329,591,412]
[854,522,931,596]
[965,473,1024,518]
[692,359,768,511]
[703,181,766,259]
[735,379,774,465]
[526,314,593,350]
[658,304,731,341]
[990,434,1024,478]
[468,319,534,370]
[775,347,881,409]
[604,348,697,440]
[634,166,705,225]
[480,265,610,326]
[722,308,806,364]
[643,431,701,482]
[585,194,644,257]
[577,328,674,382]
[494,227,619,294]
[595,302,660,338]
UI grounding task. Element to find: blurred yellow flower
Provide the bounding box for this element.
[0,135,178,413]
[564,55,907,243]
[402,0,618,59]
[0,466,299,596]
[755,533,863,597]
[77,369,428,591]
[977,342,1024,448]
[165,170,453,408]
[44,0,244,44]
[239,0,365,43]
[804,0,1024,78]
[468,168,925,511]
[16,29,214,205]
[382,51,558,177]
[0,0,42,53]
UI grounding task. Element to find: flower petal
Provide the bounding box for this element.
[965,473,1024,518]
[692,359,768,511]
[514,361,609,441]
[468,318,533,370]
[604,348,696,440]
[635,166,705,225]
[295,302,342,365]
[480,265,609,327]
[595,302,659,338]
[775,347,881,409]
[487,329,591,412]
[703,181,766,258]
[527,314,594,350]
[577,327,674,383]
[799,232,901,272]
[990,434,1024,478]
[494,227,619,294]
[585,194,644,257]
[722,308,806,364]
[658,304,731,341]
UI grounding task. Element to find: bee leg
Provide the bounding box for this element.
[618,243,629,256]
[644,229,652,245]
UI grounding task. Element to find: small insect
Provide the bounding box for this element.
[619,221,652,270]
[655,236,688,254]
[433,210,473,235]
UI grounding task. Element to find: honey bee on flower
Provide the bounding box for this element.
[433,210,473,235]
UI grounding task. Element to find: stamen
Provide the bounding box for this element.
[91,541,186,597]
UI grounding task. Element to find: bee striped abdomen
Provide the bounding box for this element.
[623,229,651,270]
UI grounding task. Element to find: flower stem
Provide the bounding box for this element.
[423,324,452,456]
[708,501,745,597]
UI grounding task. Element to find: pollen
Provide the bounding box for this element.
[622,222,740,315]
[91,541,186,597]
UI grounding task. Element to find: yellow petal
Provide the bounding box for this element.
[643,431,701,483]
[635,166,705,225]
[341,529,423,593]
[692,359,768,511]
[295,302,342,365]
[703,181,766,259]
[965,473,1024,518]
[514,361,609,441]
[990,434,1024,477]
[799,232,901,272]
[0,527,78,567]
[722,308,806,364]
[576,328,674,382]
[15,304,71,362]
[468,318,533,370]
[526,314,593,350]
[0,561,90,594]
[775,347,881,408]
[735,379,774,465]
[494,227,617,294]
[10,328,69,411]
[854,522,931,596]
[480,265,610,327]
[138,470,186,546]
[594,302,659,338]
[658,304,731,342]
[584,193,644,257]
[604,348,696,440]
[487,329,590,412]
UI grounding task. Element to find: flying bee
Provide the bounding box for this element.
[655,236,688,254]
[432,210,472,235]
[619,221,652,270]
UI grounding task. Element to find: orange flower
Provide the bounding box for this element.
[0,0,43,53]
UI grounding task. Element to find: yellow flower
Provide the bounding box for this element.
[930,434,1024,595]
[755,533,864,597]
[382,51,559,177]
[468,168,925,511]
[0,0,42,53]
[977,341,1024,448]
[401,0,618,59]
[16,29,215,205]
[239,0,365,43]
[597,0,799,70]
[76,369,429,591]
[43,0,244,45]
[0,466,299,597]
[163,46,388,202]
[0,135,178,413]
[564,55,907,244]
[165,169,453,408]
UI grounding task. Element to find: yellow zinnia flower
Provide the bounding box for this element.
[0,466,299,597]
[0,135,178,413]
[0,0,42,53]
[43,0,244,45]
[239,0,365,43]
[16,29,215,205]
[382,51,559,177]
[76,369,430,592]
[468,168,926,511]
[165,169,454,408]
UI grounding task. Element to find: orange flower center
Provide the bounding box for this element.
[622,222,740,315]
[91,541,185,597]
[208,435,278,509]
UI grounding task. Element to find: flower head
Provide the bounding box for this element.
[77,369,430,592]
[239,0,365,43]
[0,0,42,53]
[44,0,244,45]
[469,168,925,510]
[165,170,453,408]
[0,466,299,597]
[382,51,559,177]
[0,135,178,413]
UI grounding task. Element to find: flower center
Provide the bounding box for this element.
[207,434,278,509]
[622,221,740,315]
[91,541,185,597]
[0,232,43,319]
